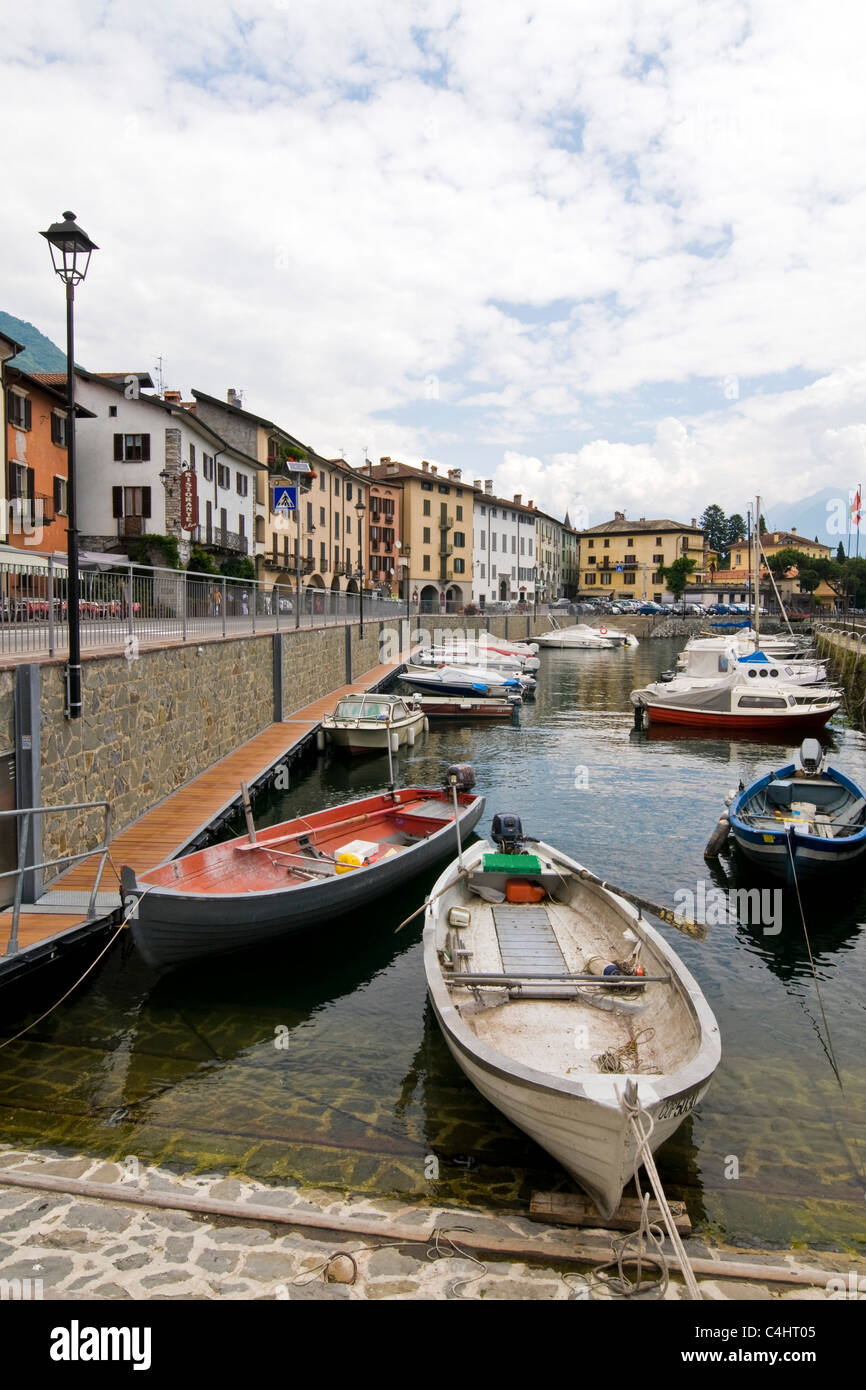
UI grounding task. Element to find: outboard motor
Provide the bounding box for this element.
[445,763,476,792]
[798,739,825,776]
[491,813,524,854]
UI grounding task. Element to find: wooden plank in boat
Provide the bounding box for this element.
[397,800,454,822]
[493,904,568,976]
[530,1190,691,1234]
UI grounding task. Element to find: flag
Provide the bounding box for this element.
[852,486,862,527]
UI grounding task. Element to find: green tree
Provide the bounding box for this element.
[220,556,256,580]
[837,542,846,562]
[188,545,218,574]
[660,555,697,604]
[699,504,728,558]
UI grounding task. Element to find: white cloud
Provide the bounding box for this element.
[2,0,866,518]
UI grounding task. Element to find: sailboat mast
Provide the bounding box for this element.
[754,495,761,650]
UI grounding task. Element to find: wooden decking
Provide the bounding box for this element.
[0,658,401,961]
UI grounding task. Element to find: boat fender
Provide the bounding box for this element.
[407,725,416,746]
[316,729,326,752]
[704,814,731,859]
[599,625,608,635]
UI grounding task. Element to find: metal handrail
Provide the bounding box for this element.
[1,799,112,956]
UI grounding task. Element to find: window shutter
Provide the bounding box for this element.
[53,477,63,512]
[141,435,151,461]
[142,487,152,518]
[112,486,123,518]
[26,467,35,501]
[114,434,123,461]
[24,399,32,430]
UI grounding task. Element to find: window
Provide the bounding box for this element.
[491,534,497,551]
[423,499,431,516]
[480,563,485,579]
[114,433,151,461]
[453,531,465,547]
[600,572,612,585]
[334,513,340,537]
[438,484,449,493]
[108,405,118,418]
[480,533,486,549]
[480,505,486,516]
[7,391,31,429]
[655,536,662,547]
[320,471,325,490]
[112,485,152,518]
[491,508,497,518]
[320,507,326,525]
[346,482,353,501]
[653,553,663,563]
[423,554,430,571]
[527,540,532,556]
[238,513,245,536]
[627,537,634,547]
[511,536,516,553]
[651,571,663,584]
[203,454,214,480]
[50,411,68,447]
[454,557,465,573]
[53,476,68,514]
[346,514,351,534]
[320,542,327,566]
[585,573,596,585]
[334,478,340,497]
[217,462,230,489]
[456,505,463,521]
[588,556,597,565]
[421,481,433,491]
[306,501,313,528]
[603,538,610,548]
[189,444,196,470]
[423,527,430,543]
[520,537,525,554]
[587,538,594,548]
[501,534,507,551]
[624,572,636,584]
[236,472,248,496]
[492,565,497,578]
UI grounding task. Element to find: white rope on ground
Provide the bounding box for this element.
[619,1080,703,1301]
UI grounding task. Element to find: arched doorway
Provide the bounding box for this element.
[420,584,439,615]
[446,586,462,613]
[499,578,509,601]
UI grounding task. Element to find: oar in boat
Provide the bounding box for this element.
[240,781,257,845]
[573,868,707,942]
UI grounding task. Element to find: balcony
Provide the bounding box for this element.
[439,543,453,557]
[439,517,453,531]
[191,526,249,555]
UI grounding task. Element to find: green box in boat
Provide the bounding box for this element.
[481,853,541,874]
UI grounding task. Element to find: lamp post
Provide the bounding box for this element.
[40,212,98,720]
[355,495,366,635]
[532,566,538,621]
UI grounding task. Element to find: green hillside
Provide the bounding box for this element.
[0,310,69,373]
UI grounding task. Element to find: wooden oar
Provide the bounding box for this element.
[394,867,472,934]
[576,869,707,942]
[235,798,426,853]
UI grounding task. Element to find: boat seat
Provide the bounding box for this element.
[833,796,866,835]
[492,904,568,977]
[766,783,794,809]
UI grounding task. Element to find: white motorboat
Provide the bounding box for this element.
[423,818,720,1219]
[536,623,636,650]
[662,644,829,688]
[321,693,427,755]
[631,668,842,732]
[401,663,525,699]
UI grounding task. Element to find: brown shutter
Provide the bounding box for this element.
[24,399,32,430]
[142,487,152,518]
[112,486,123,518]
[53,477,63,512]
[114,434,123,461]
[141,435,150,461]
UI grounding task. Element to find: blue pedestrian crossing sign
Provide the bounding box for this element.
[615,564,624,572]
[272,485,297,513]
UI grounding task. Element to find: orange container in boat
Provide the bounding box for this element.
[505,879,545,904]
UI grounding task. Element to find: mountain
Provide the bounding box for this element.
[765,485,862,551]
[0,310,69,373]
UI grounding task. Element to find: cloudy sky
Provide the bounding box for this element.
[3,0,866,530]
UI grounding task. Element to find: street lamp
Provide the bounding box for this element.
[40,212,98,720]
[532,565,538,620]
[355,495,366,635]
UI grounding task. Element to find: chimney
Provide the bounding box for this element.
[164,390,181,403]
[227,388,243,408]
[639,516,645,522]
[528,500,534,509]
[513,494,522,505]
[430,464,438,474]
[474,478,483,490]
[614,510,625,522]
[452,468,462,480]
[791,526,797,534]
[380,456,391,465]
[691,517,697,528]
[484,480,493,495]
[421,460,430,472]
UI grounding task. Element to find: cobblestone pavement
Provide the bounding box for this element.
[0,1146,860,1301]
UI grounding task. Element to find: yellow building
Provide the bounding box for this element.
[576,512,705,601]
[357,458,473,612]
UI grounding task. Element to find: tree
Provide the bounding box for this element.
[660,555,697,604]
[699,504,728,558]
[837,542,846,562]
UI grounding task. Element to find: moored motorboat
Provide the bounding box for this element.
[401,663,527,699]
[124,767,485,972]
[727,740,866,882]
[536,623,637,650]
[631,669,841,732]
[321,693,426,755]
[423,816,720,1219]
[414,693,522,720]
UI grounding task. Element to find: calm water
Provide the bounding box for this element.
[2,636,865,1252]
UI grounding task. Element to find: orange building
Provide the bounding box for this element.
[4,366,94,554]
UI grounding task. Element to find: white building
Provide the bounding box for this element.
[34,370,265,565]
[472,481,538,605]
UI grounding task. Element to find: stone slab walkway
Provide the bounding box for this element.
[1,1146,860,1302]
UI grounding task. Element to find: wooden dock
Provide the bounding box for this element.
[0,659,401,971]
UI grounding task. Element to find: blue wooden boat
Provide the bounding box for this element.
[728,740,866,883]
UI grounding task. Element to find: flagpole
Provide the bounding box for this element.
[857,482,862,560]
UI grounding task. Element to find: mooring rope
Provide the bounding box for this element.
[784,832,843,1089]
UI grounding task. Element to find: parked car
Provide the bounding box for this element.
[278,598,293,614]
